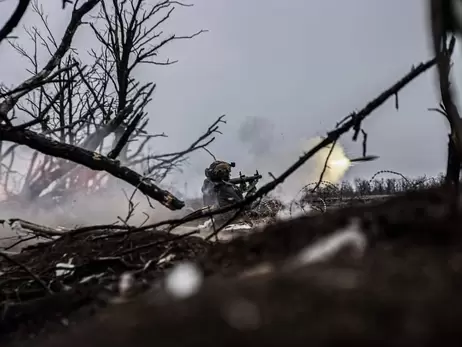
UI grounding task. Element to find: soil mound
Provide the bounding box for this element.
[2,186,462,346]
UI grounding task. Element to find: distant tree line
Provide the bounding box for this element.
[310,172,447,199]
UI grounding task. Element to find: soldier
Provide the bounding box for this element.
[201,160,246,227]
[202,161,244,206]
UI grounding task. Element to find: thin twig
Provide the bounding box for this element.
[312,141,336,193]
[0,0,31,45]
[0,251,53,294]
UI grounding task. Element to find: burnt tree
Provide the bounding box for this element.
[0,0,221,211]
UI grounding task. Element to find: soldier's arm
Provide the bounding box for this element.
[216,183,243,205]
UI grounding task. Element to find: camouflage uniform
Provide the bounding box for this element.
[201,177,217,207]
[201,161,245,227]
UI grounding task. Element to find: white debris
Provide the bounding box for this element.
[79,273,105,284]
[239,262,274,279]
[197,219,213,230]
[157,253,175,266]
[294,218,367,266]
[55,258,75,277]
[186,219,255,241]
[118,272,134,296]
[197,219,252,232]
[164,262,203,299]
[11,221,26,234]
[141,259,154,271]
[0,250,19,256]
[275,205,307,221]
[222,223,252,232]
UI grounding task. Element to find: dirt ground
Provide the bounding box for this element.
[2,185,462,346]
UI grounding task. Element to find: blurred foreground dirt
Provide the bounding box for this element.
[2,185,462,346]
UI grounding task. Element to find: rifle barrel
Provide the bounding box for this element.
[229,174,262,184]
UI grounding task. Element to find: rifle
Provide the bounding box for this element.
[229,170,262,197]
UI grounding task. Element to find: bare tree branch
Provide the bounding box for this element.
[0,0,101,122]
[0,0,30,45]
[0,126,185,209]
[429,0,462,164]
[0,0,213,210]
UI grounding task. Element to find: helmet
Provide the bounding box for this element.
[206,160,233,181]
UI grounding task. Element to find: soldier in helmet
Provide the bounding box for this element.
[202,161,244,206]
[201,160,246,226]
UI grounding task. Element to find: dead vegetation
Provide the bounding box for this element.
[4,184,462,346]
[1,0,462,346]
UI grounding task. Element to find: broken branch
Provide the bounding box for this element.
[0,0,31,45]
[0,127,185,210]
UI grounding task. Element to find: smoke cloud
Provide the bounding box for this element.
[0,181,187,251]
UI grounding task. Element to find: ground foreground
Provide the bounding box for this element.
[2,186,462,346]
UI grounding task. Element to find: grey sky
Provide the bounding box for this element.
[0,0,457,197]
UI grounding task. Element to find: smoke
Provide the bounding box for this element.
[237,134,351,205]
[0,181,188,251]
[0,131,351,252]
[236,115,351,204]
[308,137,351,184]
[238,116,276,157]
[279,136,350,203]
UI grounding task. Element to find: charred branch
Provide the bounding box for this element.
[0,0,211,209]
[108,112,143,159]
[0,0,31,45]
[135,115,225,176]
[0,127,185,210]
[429,0,462,183]
[0,0,101,122]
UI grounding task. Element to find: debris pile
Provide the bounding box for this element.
[0,227,210,341]
[2,185,462,346]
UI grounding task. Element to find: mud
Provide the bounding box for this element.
[2,185,462,346]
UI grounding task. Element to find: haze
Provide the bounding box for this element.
[1,0,460,199]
